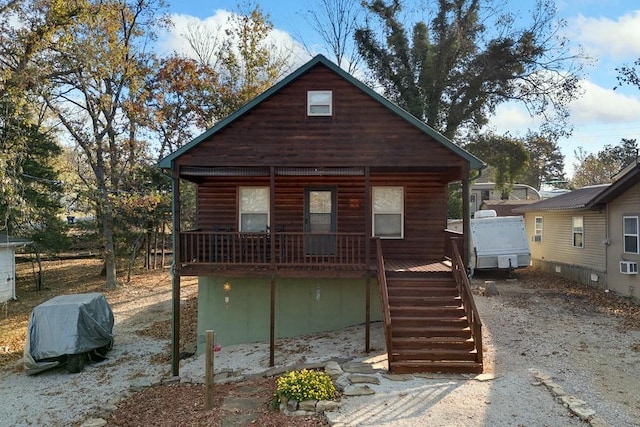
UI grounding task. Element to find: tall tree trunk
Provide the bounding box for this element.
[161,221,166,268]
[97,175,117,289]
[102,211,118,289]
[31,252,44,291]
[153,225,158,270]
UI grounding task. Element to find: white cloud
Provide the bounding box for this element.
[488,78,640,134]
[569,79,640,124]
[157,10,310,68]
[487,105,540,135]
[569,11,640,60]
[157,11,232,57]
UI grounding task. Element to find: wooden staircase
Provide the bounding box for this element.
[374,238,483,374]
[386,274,483,374]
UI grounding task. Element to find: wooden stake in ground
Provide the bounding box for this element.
[205,330,214,410]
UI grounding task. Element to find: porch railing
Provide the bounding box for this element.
[450,236,483,366]
[374,238,393,367]
[179,230,368,268]
[444,228,463,261]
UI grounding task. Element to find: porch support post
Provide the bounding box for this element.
[364,166,371,352]
[365,166,371,268]
[269,276,276,367]
[365,276,371,352]
[270,167,276,269]
[461,165,471,269]
[171,167,181,376]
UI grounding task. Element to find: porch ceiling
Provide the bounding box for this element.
[180,165,462,180]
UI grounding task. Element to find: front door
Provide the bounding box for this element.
[304,187,336,255]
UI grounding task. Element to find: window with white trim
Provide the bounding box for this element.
[372,186,404,238]
[624,216,639,254]
[307,90,332,116]
[534,216,543,242]
[239,187,269,232]
[572,216,584,248]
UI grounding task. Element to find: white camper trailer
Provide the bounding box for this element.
[470,210,530,271]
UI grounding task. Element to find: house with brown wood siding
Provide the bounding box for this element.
[159,55,485,375]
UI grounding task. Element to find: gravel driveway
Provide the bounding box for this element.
[1,268,639,426]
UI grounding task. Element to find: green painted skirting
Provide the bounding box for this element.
[196,277,381,354]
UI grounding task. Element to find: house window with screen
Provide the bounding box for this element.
[534,216,543,242]
[239,187,269,232]
[307,90,332,116]
[572,216,584,248]
[372,186,404,238]
[624,216,639,254]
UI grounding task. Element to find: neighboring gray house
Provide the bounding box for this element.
[593,162,640,299]
[514,185,609,290]
[0,234,31,303]
[470,182,540,215]
[515,160,640,299]
[479,199,538,217]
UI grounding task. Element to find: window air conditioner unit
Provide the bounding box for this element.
[620,261,638,275]
[532,235,542,242]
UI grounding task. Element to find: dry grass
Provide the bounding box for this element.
[513,268,640,328]
[0,257,194,369]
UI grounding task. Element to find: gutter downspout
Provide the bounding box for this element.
[468,166,485,280]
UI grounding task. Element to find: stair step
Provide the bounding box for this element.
[391,349,478,362]
[388,295,462,307]
[390,360,483,374]
[391,337,475,351]
[390,306,466,317]
[387,287,460,297]
[391,326,471,338]
[391,316,469,327]
[387,278,457,288]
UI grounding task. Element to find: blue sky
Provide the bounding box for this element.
[160,0,640,178]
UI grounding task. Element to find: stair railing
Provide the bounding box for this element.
[450,237,483,367]
[374,238,393,367]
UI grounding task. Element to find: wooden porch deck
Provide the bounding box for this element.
[177,258,452,278]
[384,259,453,274]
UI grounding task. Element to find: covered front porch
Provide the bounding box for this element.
[176,229,459,278]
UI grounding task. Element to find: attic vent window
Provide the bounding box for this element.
[307,90,332,116]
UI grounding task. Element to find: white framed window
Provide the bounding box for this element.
[307,90,332,116]
[624,216,639,254]
[572,216,584,248]
[372,186,404,238]
[239,187,269,232]
[534,216,543,242]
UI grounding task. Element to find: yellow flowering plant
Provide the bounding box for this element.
[276,369,336,403]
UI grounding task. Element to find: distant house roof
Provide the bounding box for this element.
[158,54,484,171]
[0,234,32,248]
[513,185,610,212]
[480,199,538,216]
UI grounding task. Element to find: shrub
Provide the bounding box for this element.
[276,369,336,402]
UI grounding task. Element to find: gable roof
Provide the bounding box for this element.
[590,161,640,204]
[158,54,484,170]
[0,234,32,248]
[513,185,610,212]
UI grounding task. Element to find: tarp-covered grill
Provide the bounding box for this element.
[24,292,114,375]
